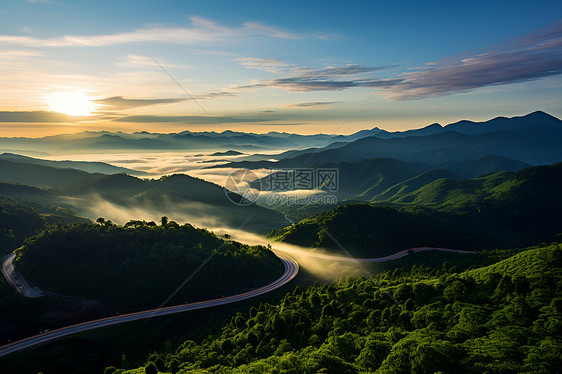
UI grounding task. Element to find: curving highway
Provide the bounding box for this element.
[0,246,475,358]
[2,252,44,298]
[0,251,299,358]
[294,246,477,263]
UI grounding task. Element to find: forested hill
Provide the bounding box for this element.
[269,163,562,257]
[108,243,562,373]
[15,221,284,308]
[0,196,87,255]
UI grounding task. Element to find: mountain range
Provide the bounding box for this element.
[218,111,562,168]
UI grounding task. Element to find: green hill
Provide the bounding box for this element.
[269,163,562,256]
[108,243,562,374]
[60,173,289,233]
[0,196,87,255]
[15,222,284,308]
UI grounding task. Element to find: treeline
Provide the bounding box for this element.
[15,220,283,308]
[108,243,562,373]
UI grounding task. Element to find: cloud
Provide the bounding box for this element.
[301,64,391,77]
[236,57,296,73]
[0,16,300,48]
[0,111,78,122]
[285,101,339,108]
[231,64,399,92]
[387,21,562,100]
[266,77,401,92]
[114,114,276,124]
[94,96,185,109]
[0,50,43,60]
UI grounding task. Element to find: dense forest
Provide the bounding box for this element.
[0,196,87,255]
[15,221,284,308]
[269,163,562,257]
[104,243,562,373]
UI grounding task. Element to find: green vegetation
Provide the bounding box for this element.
[0,196,86,255]
[15,220,284,308]
[106,243,562,373]
[270,163,562,257]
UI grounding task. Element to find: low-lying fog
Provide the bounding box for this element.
[47,151,375,280]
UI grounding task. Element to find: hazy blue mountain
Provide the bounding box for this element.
[439,155,531,178]
[219,111,562,169]
[0,126,383,154]
[210,150,244,156]
[359,110,560,139]
[442,110,560,135]
[0,153,146,176]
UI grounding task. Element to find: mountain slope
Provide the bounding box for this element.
[220,112,562,168]
[439,155,531,178]
[269,163,562,256]
[0,153,145,175]
[110,243,562,374]
[58,173,289,233]
[0,159,106,188]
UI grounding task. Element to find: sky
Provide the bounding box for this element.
[0,0,561,137]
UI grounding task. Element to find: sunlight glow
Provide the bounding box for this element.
[47,91,97,116]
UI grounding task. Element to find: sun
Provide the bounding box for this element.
[47,91,96,116]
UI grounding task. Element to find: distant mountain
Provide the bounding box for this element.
[210,150,244,156]
[438,155,531,178]
[252,158,430,200]
[359,110,560,139]
[219,112,562,168]
[442,110,560,135]
[250,155,533,205]
[0,126,381,154]
[0,153,146,176]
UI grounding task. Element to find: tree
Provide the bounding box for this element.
[161,216,168,226]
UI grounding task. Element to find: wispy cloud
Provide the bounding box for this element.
[236,57,296,73]
[0,16,300,48]
[267,77,400,92]
[0,111,78,122]
[387,21,562,100]
[94,96,186,110]
[285,101,339,108]
[232,63,399,92]
[114,114,276,124]
[0,50,43,59]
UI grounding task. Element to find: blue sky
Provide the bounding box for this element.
[0,0,561,136]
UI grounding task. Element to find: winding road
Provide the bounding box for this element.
[1,252,44,298]
[0,246,474,358]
